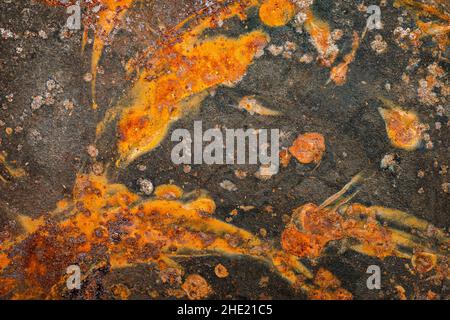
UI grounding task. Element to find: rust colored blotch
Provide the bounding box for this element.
[378,106,425,151]
[259,0,296,27]
[182,274,212,300]
[214,263,229,278]
[307,268,352,300]
[289,133,325,164]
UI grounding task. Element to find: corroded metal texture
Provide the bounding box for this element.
[0,0,449,300]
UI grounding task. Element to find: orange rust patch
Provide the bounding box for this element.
[282,203,397,259]
[116,29,269,165]
[0,253,10,272]
[313,268,341,289]
[289,133,325,164]
[304,10,338,67]
[0,154,26,183]
[259,0,296,27]
[238,96,280,116]
[394,0,450,49]
[279,149,292,167]
[378,103,425,151]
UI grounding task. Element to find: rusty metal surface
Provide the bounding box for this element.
[0,0,449,300]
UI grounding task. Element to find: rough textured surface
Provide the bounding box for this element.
[0,0,448,300]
